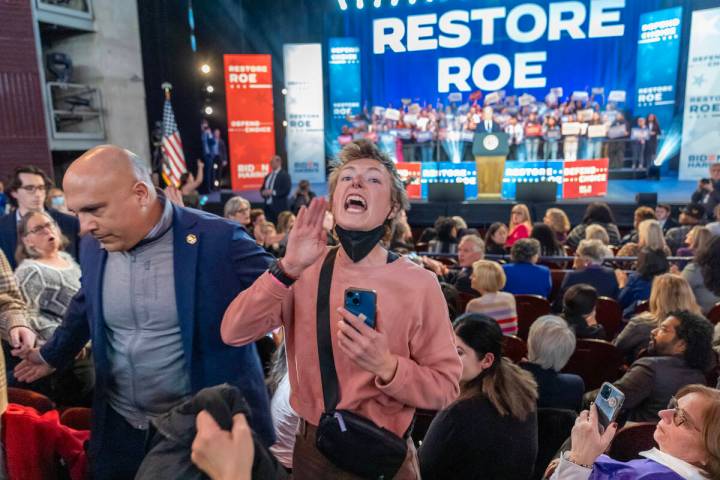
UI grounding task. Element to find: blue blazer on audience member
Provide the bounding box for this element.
[502,262,552,298]
[0,209,80,269]
[552,265,620,312]
[521,362,585,412]
[618,273,653,317]
[40,205,275,456]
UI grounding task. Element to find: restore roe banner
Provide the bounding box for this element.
[224,54,275,191]
[679,7,720,180]
[283,43,326,184]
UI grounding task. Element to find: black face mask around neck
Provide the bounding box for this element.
[335,224,386,263]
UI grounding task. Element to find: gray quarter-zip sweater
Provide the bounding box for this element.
[102,200,191,429]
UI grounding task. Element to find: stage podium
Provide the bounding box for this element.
[472,131,509,197]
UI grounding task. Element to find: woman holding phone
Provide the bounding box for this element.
[551,384,720,479]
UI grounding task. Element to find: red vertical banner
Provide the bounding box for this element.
[224,54,275,191]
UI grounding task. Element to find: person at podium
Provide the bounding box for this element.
[473,107,508,197]
[476,106,502,134]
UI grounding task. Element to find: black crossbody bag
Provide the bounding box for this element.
[314,247,408,479]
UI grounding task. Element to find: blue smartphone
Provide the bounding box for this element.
[344,288,377,329]
[595,382,625,432]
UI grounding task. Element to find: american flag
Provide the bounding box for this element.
[161,96,187,187]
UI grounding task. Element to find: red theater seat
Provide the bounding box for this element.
[608,423,657,462]
[515,295,551,340]
[60,407,92,431]
[707,303,720,325]
[502,335,527,364]
[562,339,624,391]
[7,387,55,414]
[550,270,567,303]
[596,296,623,340]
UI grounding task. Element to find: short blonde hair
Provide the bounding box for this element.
[471,260,506,293]
[585,224,609,245]
[327,139,409,221]
[545,208,571,234]
[638,219,667,251]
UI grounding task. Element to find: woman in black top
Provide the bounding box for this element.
[531,222,564,257]
[565,202,622,249]
[484,222,508,256]
[419,313,538,480]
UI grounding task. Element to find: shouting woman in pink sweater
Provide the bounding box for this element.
[221,140,461,479]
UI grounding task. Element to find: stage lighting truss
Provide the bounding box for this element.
[338,0,430,10]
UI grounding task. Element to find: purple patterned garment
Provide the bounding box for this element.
[589,455,685,479]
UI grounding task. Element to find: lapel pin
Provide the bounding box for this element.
[186,234,198,245]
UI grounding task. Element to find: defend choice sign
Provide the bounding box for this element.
[224,54,275,191]
[372,0,627,94]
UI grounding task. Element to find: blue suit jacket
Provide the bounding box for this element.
[40,205,275,453]
[502,262,552,298]
[0,209,80,269]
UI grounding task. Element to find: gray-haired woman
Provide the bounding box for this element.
[521,315,585,411]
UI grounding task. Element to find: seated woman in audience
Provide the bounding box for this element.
[502,238,552,298]
[267,344,298,471]
[419,313,538,480]
[428,216,458,254]
[561,284,607,340]
[682,235,720,314]
[619,206,656,246]
[585,224,611,246]
[617,219,671,258]
[466,260,518,336]
[260,221,282,257]
[566,202,622,249]
[531,222,564,257]
[223,195,252,229]
[544,207,571,245]
[506,203,532,248]
[676,225,712,258]
[521,315,584,411]
[388,220,415,254]
[484,222,508,256]
[12,211,94,405]
[250,208,266,241]
[615,273,701,363]
[617,246,669,315]
[554,240,618,312]
[551,384,720,480]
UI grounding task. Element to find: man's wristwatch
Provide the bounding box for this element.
[269,259,296,287]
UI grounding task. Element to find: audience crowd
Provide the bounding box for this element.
[0,146,719,480]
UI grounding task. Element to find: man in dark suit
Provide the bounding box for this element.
[583,311,713,422]
[475,106,502,133]
[0,166,79,269]
[655,204,679,233]
[260,155,291,223]
[444,234,484,293]
[13,146,274,479]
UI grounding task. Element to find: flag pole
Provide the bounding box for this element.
[162,82,172,100]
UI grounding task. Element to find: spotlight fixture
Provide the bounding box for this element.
[204,106,214,115]
[281,88,288,95]
[206,84,214,93]
[200,64,211,74]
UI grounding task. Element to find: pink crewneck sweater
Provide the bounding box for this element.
[222,248,462,437]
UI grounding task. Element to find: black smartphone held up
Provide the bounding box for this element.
[594,382,625,433]
[344,288,377,329]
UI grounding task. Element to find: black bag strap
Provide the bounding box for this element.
[317,247,341,413]
[316,247,400,413]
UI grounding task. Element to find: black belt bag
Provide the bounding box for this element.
[314,248,407,479]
